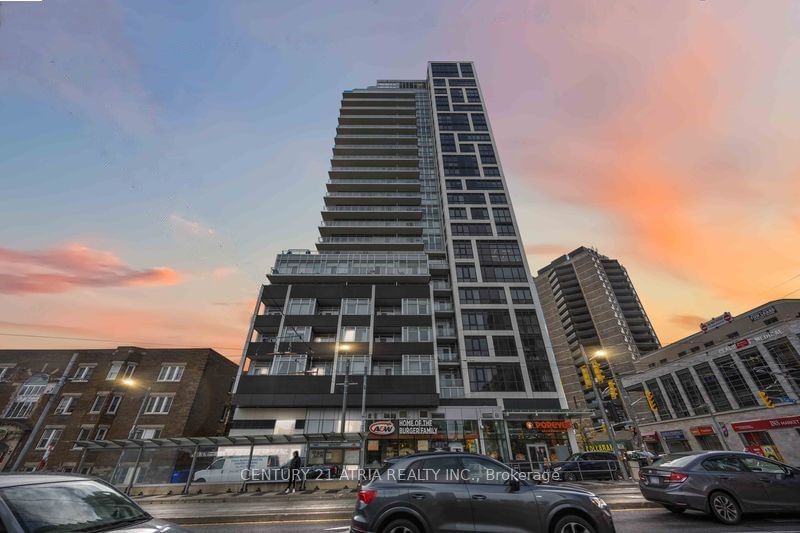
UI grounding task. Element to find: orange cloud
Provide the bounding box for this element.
[669,314,706,330]
[0,243,182,294]
[524,243,570,257]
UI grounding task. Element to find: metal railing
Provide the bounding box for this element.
[320,220,421,228]
[508,459,623,481]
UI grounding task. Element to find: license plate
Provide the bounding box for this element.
[649,476,660,485]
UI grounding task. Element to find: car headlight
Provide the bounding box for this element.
[590,496,608,510]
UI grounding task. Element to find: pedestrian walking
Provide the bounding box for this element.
[284,451,302,494]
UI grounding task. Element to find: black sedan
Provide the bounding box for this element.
[639,451,800,524]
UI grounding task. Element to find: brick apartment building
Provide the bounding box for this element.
[0,346,236,474]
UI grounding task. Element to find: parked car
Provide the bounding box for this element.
[351,452,616,533]
[550,452,623,481]
[626,450,658,465]
[0,473,190,532]
[193,455,337,484]
[639,451,800,524]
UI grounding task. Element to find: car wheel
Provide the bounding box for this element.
[381,518,420,533]
[195,478,206,483]
[709,491,741,525]
[663,505,686,514]
[553,514,596,533]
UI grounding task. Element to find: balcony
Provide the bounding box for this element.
[326,178,420,192]
[336,124,417,136]
[318,220,423,236]
[432,281,452,292]
[436,328,457,338]
[340,106,416,115]
[338,115,416,126]
[328,166,420,179]
[321,206,423,220]
[335,134,418,146]
[440,386,465,399]
[324,191,421,206]
[268,252,429,283]
[437,351,459,363]
[333,145,419,157]
[434,302,454,314]
[316,236,424,251]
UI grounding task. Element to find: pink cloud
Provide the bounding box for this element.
[0,243,182,294]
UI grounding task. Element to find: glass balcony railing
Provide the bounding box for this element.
[440,386,465,398]
[319,221,421,228]
[318,236,424,244]
[437,352,459,362]
[322,206,423,213]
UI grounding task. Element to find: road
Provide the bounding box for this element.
[188,508,800,532]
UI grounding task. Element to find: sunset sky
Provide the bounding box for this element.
[2,1,799,361]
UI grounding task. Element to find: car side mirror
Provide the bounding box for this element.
[509,476,520,492]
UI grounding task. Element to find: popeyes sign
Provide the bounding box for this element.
[524,420,572,432]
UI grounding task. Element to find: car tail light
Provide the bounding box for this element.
[638,471,646,481]
[665,472,688,483]
[358,489,378,505]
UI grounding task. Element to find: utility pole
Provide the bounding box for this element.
[336,360,352,434]
[13,353,79,471]
[359,372,368,468]
[579,345,627,479]
[602,356,645,452]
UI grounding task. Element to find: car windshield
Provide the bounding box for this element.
[652,454,697,468]
[564,453,582,462]
[0,480,150,533]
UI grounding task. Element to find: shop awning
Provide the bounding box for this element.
[73,432,366,450]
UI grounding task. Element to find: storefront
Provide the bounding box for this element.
[731,414,800,462]
[506,419,572,464]
[690,425,723,451]
[364,418,479,467]
[660,430,691,452]
[642,432,663,454]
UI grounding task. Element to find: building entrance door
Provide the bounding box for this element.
[526,442,549,469]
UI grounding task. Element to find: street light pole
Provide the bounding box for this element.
[127,384,151,439]
[579,345,626,479]
[337,360,351,434]
[595,352,645,452]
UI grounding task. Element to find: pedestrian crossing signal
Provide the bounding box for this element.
[758,390,775,408]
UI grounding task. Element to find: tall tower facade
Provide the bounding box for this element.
[534,247,660,437]
[231,62,574,468]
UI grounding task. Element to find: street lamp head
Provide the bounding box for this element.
[340,344,350,352]
[594,349,607,357]
[121,378,137,387]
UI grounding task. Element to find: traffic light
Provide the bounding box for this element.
[591,359,605,382]
[645,390,658,412]
[608,379,618,400]
[580,365,592,389]
[758,390,775,408]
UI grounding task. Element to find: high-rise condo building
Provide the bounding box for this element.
[230,62,575,469]
[534,247,660,443]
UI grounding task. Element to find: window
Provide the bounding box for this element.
[447,193,485,204]
[402,326,433,342]
[271,354,307,375]
[453,240,473,258]
[442,154,480,176]
[451,223,492,236]
[456,264,477,282]
[121,363,136,380]
[645,380,672,420]
[514,310,541,334]
[496,224,516,236]
[280,325,311,343]
[251,363,270,376]
[286,298,316,315]
[106,394,122,415]
[435,95,449,111]
[470,207,489,220]
[740,456,785,474]
[459,133,490,141]
[440,133,457,152]
[765,339,800,392]
[431,62,460,77]
[4,400,36,419]
[133,428,162,439]
[144,394,173,415]
[492,207,512,223]
[438,113,471,131]
[489,193,507,204]
[54,396,77,415]
[464,88,481,103]
[465,336,490,357]
[461,456,513,485]
[340,326,370,343]
[493,336,517,357]
[481,266,527,282]
[477,241,524,266]
[89,394,106,414]
[445,179,463,190]
[459,63,474,77]
[660,375,690,418]
[342,298,370,315]
[449,79,477,87]
[336,355,370,375]
[433,78,446,87]
[465,179,503,190]
[94,427,108,440]
[449,207,467,220]
[450,88,464,102]
[106,362,122,381]
[72,365,93,381]
[157,365,185,382]
[459,287,506,304]
[471,113,488,131]
[75,427,92,444]
[402,298,431,315]
[469,364,525,392]
[675,369,709,415]
[36,428,62,450]
[510,288,533,304]
[482,167,501,176]
[738,348,787,399]
[477,144,496,164]
[702,456,746,472]
[405,456,464,483]
[403,355,434,375]
[714,356,757,407]
[462,310,513,330]
[459,143,475,152]
[434,88,447,95]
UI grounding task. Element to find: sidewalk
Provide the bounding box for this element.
[137,481,655,526]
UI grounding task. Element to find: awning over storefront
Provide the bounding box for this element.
[73,432,366,450]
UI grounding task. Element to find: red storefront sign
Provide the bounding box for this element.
[731,415,800,432]
[642,433,658,443]
[690,425,715,436]
[735,339,750,349]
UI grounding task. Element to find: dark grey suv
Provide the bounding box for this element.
[351,452,615,533]
[639,451,800,524]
